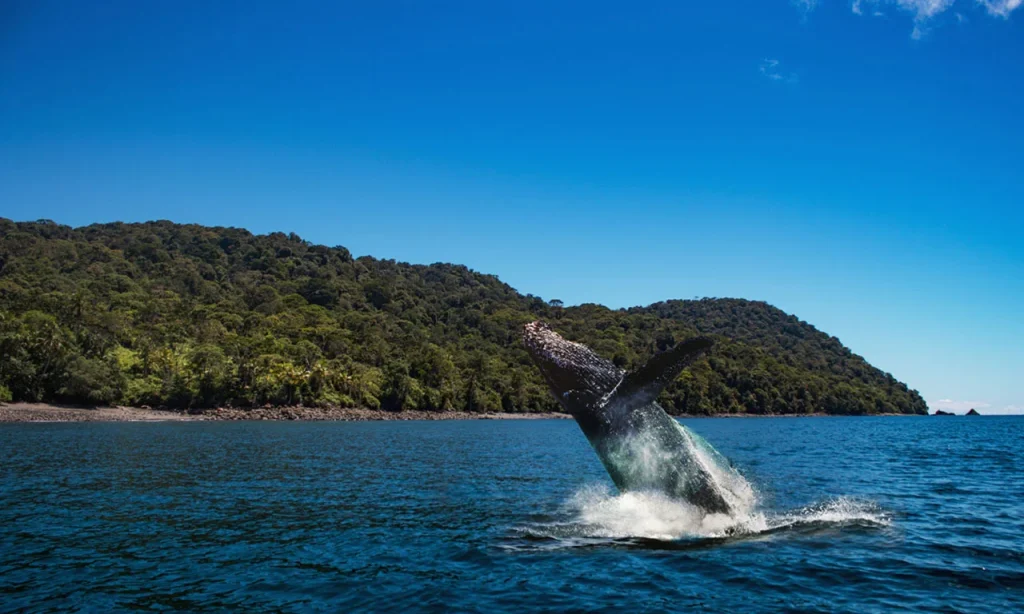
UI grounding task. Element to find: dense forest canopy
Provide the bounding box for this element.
[0,219,927,415]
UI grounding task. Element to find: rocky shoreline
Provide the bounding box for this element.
[198,406,574,422]
[0,403,573,423]
[0,403,929,423]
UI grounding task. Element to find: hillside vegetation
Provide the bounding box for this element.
[0,219,927,415]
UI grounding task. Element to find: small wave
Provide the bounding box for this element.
[506,489,890,551]
[766,497,891,531]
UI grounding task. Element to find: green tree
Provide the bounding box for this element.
[62,355,122,405]
[0,219,929,415]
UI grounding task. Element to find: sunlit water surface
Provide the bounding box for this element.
[1,417,1022,612]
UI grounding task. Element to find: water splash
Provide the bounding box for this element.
[769,497,892,529]
[507,422,889,549]
[679,423,759,517]
[567,484,767,539]
[599,420,759,516]
[509,489,890,549]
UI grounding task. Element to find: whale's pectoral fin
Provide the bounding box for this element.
[609,337,713,408]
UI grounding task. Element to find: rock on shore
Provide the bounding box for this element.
[0,403,571,423]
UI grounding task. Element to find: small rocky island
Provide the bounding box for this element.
[932,408,982,416]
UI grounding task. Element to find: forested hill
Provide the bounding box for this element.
[0,219,927,415]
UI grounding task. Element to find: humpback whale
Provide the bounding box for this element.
[523,321,751,515]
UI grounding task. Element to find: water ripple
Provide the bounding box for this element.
[1,418,1022,612]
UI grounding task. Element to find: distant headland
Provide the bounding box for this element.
[0,219,928,417]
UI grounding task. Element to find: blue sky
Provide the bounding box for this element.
[1,1,1022,414]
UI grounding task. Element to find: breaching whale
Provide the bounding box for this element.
[523,321,751,515]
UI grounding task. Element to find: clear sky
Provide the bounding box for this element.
[1,1,1022,414]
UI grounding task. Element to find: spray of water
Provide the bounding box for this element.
[511,422,890,547]
[602,420,759,519]
[677,422,759,517]
[567,484,767,539]
[510,488,890,548]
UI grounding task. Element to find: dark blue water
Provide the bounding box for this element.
[1,417,1022,612]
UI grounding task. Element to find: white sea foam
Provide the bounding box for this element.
[513,421,888,546]
[564,484,767,540]
[514,489,889,547]
[523,422,768,541]
[597,421,761,523]
[769,497,891,528]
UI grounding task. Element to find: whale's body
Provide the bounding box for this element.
[523,321,749,515]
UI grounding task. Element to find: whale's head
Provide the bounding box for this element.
[523,321,623,412]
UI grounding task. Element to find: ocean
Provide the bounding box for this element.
[1,416,1021,612]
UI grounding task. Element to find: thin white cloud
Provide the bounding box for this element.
[794,0,821,12]
[852,0,887,14]
[760,58,782,80]
[903,0,957,20]
[848,0,954,19]
[978,0,1023,17]
[868,1,957,38]
[759,58,799,83]
[911,21,931,38]
[845,0,1022,37]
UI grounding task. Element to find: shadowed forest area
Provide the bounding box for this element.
[0,219,927,415]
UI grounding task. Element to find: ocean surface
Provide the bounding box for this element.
[1,416,1021,613]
